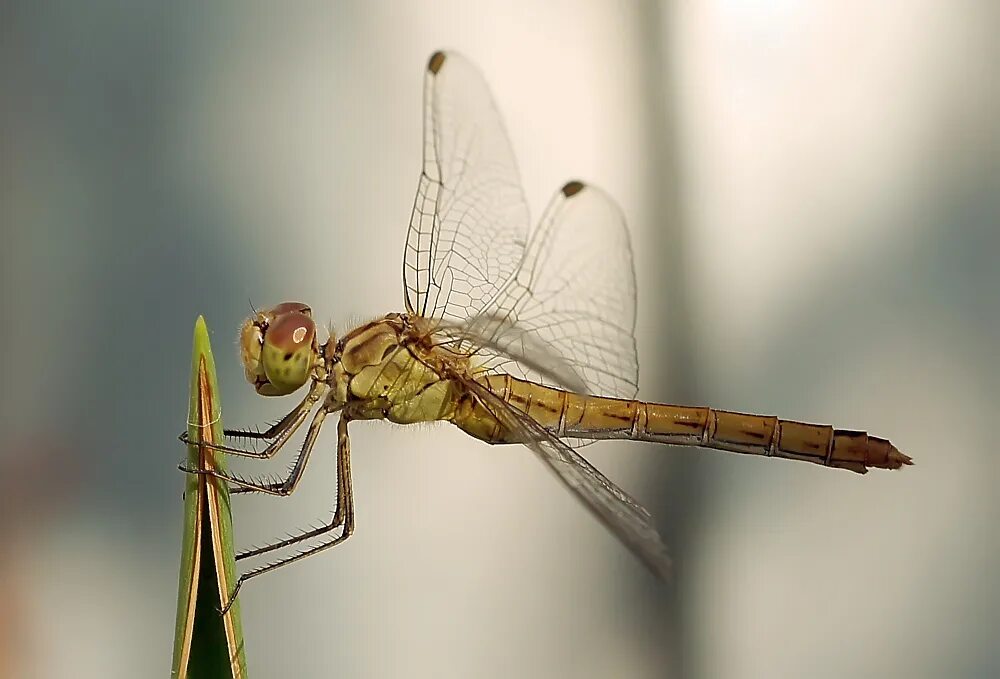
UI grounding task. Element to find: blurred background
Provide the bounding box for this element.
[2,1,998,677]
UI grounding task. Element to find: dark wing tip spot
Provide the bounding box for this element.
[428,51,447,74]
[562,180,586,197]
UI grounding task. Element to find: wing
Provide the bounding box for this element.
[404,51,531,323]
[463,377,670,579]
[465,181,638,399]
[403,51,638,400]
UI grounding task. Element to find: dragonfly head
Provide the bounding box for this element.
[239,302,319,396]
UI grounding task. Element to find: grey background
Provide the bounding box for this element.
[1,1,997,677]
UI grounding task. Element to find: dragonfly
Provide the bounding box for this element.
[182,51,911,610]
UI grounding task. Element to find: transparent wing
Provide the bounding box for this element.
[463,181,638,399]
[462,377,670,579]
[403,51,638,400]
[404,51,531,323]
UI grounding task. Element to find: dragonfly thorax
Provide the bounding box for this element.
[239,302,322,396]
[324,315,461,424]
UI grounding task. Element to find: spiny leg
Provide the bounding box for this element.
[179,408,302,446]
[225,395,320,495]
[236,414,354,560]
[222,394,312,441]
[221,415,355,613]
[185,404,330,496]
[178,403,310,492]
[178,382,325,460]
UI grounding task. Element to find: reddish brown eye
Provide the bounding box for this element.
[269,301,312,317]
[260,310,318,394]
[267,311,316,353]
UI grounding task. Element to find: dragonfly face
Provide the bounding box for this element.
[238,302,320,396]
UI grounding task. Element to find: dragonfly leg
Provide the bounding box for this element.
[229,482,279,495]
[221,415,355,613]
[182,405,329,497]
[177,382,325,459]
[234,415,355,560]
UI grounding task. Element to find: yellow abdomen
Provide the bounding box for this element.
[453,374,911,474]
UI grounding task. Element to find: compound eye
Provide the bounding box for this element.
[260,311,317,395]
[269,301,312,317]
[239,318,266,387]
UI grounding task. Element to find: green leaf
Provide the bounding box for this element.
[172,316,248,678]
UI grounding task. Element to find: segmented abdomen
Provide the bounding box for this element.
[462,374,911,474]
